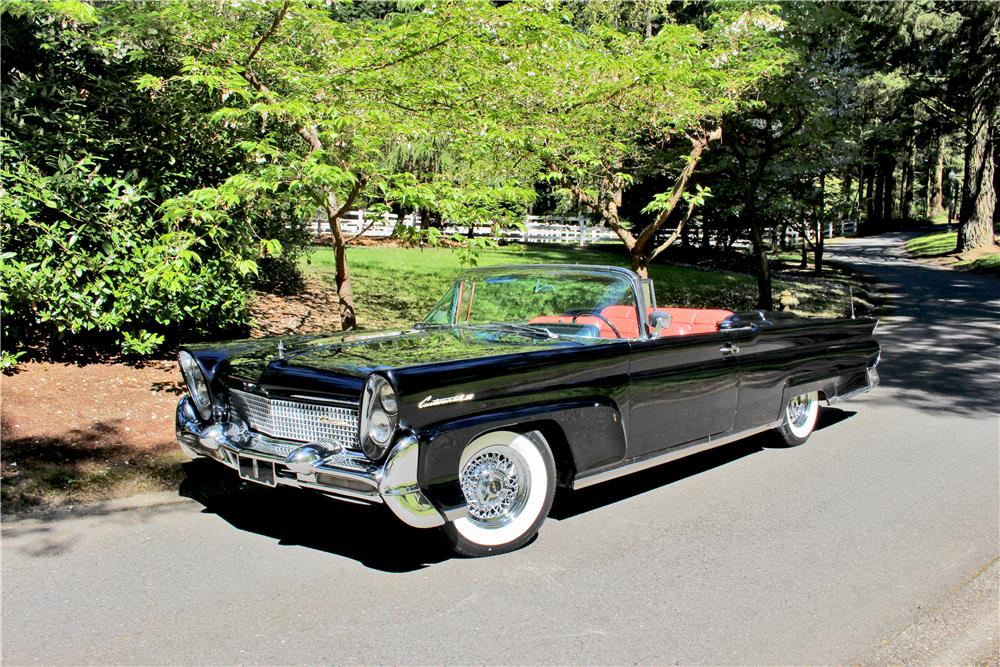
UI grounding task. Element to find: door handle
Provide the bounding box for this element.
[720,343,740,355]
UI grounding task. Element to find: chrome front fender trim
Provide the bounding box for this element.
[379,435,445,529]
[175,397,445,529]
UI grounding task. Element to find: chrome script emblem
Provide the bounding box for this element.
[317,415,353,427]
[418,393,475,409]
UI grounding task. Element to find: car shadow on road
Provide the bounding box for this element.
[550,407,855,521]
[177,460,453,573]
[177,409,855,569]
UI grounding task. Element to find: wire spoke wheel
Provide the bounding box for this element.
[444,430,555,557]
[777,391,820,446]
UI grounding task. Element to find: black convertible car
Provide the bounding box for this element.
[175,265,879,556]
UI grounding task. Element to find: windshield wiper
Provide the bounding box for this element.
[471,322,559,340]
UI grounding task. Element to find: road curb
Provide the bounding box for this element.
[0,490,194,525]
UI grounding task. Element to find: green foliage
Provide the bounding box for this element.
[0,349,25,373]
[0,1,313,356]
[0,148,252,353]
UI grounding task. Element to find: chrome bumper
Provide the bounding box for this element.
[830,366,880,404]
[175,397,444,528]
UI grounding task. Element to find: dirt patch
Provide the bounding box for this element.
[1,360,188,514]
[248,276,346,337]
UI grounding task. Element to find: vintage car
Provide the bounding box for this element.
[175,264,879,556]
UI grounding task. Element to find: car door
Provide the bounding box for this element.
[627,326,756,457]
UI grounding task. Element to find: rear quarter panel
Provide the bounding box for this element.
[733,316,880,431]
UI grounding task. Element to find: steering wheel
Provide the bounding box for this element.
[561,308,622,339]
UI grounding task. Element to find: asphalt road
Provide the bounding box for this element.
[3,233,998,666]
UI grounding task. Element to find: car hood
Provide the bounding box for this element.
[191,326,592,385]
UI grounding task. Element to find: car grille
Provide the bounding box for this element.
[229,389,360,450]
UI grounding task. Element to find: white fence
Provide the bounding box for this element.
[785,220,859,243]
[313,210,619,245]
[312,210,858,247]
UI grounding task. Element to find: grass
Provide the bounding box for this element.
[905,231,1000,276]
[303,242,870,324]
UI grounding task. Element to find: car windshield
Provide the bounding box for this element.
[423,267,642,339]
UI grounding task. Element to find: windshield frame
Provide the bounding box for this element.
[422,264,652,340]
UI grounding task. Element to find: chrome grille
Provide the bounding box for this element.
[229,389,360,450]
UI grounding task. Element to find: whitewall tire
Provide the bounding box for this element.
[443,430,555,557]
[775,391,820,446]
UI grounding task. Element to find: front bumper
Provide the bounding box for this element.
[175,397,444,529]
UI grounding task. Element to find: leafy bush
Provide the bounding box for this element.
[0,2,313,357]
[0,150,253,354]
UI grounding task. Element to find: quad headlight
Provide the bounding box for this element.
[361,374,398,460]
[178,350,213,421]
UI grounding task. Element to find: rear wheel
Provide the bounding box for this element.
[443,430,555,557]
[775,391,820,446]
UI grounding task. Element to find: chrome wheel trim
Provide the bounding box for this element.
[460,446,530,529]
[786,391,819,439]
[453,431,549,547]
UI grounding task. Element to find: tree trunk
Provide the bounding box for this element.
[863,164,874,225]
[881,155,896,225]
[928,133,945,218]
[324,194,357,331]
[631,253,649,279]
[843,170,854,220]
[815,173,825,275]
[872,161,884,226]
[799,227,808,268]
[748,217,773,310]
[901,136,916,222]
[957,94,997,252]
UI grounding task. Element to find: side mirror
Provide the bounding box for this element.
[648,310,672,337]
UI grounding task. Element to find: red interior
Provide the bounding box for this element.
[529,306,734,339]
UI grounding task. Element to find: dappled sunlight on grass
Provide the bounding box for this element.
[905,231,1000,276]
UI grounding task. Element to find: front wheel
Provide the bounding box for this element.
[443,430,555,557]
[775,391,820,447]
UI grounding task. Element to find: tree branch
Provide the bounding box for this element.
[245,0,290,69]
[634,125,721,251]
[545,160,636,247]
[648,196,697,262]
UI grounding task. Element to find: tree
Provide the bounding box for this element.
[147,0,537,330]
[493,4,787,278]
[856,1,998,250]
[0,0,299,355]
[955,6,999,252]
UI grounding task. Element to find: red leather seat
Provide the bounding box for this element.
[660,308,734,336]
[529,306,733,339]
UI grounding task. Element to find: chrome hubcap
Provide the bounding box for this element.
[788,394,812,428]
[460,446,529,528]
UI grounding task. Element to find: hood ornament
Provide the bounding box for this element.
[276,338,285,360]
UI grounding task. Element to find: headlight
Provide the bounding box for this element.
[178,351,213,421]
[361,375,398,460]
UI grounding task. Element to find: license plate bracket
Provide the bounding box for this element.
[238,456,276,487]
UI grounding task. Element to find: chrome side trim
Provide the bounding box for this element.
[571,422,780,490]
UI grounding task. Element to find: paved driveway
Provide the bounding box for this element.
[3,233,997,665]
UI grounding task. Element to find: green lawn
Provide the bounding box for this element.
[905,231,1000,276]
[302,243,865,328]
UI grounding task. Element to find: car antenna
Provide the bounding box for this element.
[277,338,285,359]
[848,286,855,319]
